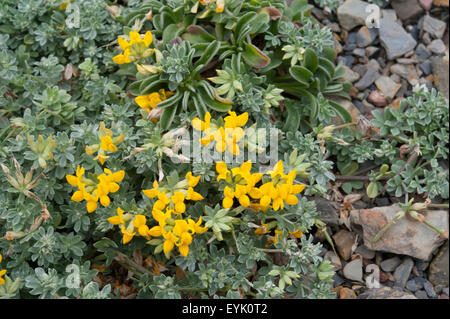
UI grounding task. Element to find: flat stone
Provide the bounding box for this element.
[382,9,398,21]
[333,229,356,261]
[313,196,340,226]
[415,43,431,60]
[430,54,449,99]
[353,48,366,57]
[415,290,429,299]
[422,15,447,39]
[341,64,361,83]
[338,287,357,299]
[390,63,420,85]
[337,0,371,31]
[350,204,449,260]
[355,245,376,259]
[419,0,433,10]
[367,90,387,106]
[343,258,363,282]
[428,39,446,55]
[379,18,417,60]
[419,60,432,75]
[333,274,345,287]
[429,243,449,288]
[381,256,402,272]
[406,278,425,292]
[423,280,438,298]
[358,286,417,299]
[355,60,380,90]
[433,0,449,6]
[366,46,379,57]
[375,76,402,100]
[356,26,378,47]
[394,257,415,288]
[324,251,342,271]
[391,0,424,21]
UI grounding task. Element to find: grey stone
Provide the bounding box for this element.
[423,280,438,298]
[390,63,420,85]
[356,26,378,47]
[313,196,340,226]
[355,245,376,259]
[379,18,417,60]
[366,46,379,57]
[415,43,431,60]
[375,76,402,100]
[355,60,380,90]
[422,15,447,39]
[341,64,361,83]
[429,243,449,288]
[394,257,415,288]
[442,287,449,296]
[350,204,449,260]
[419,0,433,10]
[333,274,345,287]
[333,229,356,261]
[416,261,429,271]
[333,37,343,55]
[382,9,398,21]
[358,286,416,299]
[337,0,371,31]
[343,258,363,282]
[419,60,432,75]
[430,54,449,99]
[415,290,429,299]
[381,257,402,272]
[391,0,424,21]
[353,48,366,57]
[324,251,342,271]
[406,278,425,292]
[428,39,446,55]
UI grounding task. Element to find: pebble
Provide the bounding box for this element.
[430,55,449,99]
[419,0,433,10]
[415,43,431,60]
[422,14,447,39]
[355,60,380,90]
[381,257,402,272]
[341,64,361,83]
[406,277,425,292]
[382,9,398,21]
[429,243,449,288]
[374,196,391,207]
[353,48,366,57]
[428,39,446,55]
[314,196,340,226]
[333,229,356,261]
[391,0,424,21]
[332,274,345,287]
[415,290,429,299]
[356,26,377,47]
[419,60,432,75]
[337,0,372,31]
[367,90,387,106]
[365,46,379,57]
[379,18,418,60]
[343,258,363,282]
[358,287,417,299]
[442,287,449,295]
[390,63,419,85]
[338,287,357,299]
[324,251,342,271]
[355,245,376,259]
[393,257,415,288]
[423,280,438,298]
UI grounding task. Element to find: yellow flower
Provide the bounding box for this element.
[185,172,201,187]
[135,89,175,114]
[66,165,85,187]
[289,229,303,238]
[254,223,269,235]
[121,226,136,244]
[107,207,125,225]
[133,215,149,237]
[100,135,118,152]
[216,162,229,181]
[171,191,186,214]
[273,229,283,243]
[0,254,5,285]
[186,187,204,201]
[113,30,153,64]
[199,0,225,13]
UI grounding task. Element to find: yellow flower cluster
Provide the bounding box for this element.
[199,0,225,13]
[0,254,6,285]
[135,89,174,114]
[66,166,125,213]
[254,224,303,242]
[85,122,124,166]
[107,208,150,244]
[216,160,306,211]
[191,111,248,155]
[113,30,153,64]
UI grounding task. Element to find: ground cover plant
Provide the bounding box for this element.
[0,0,448,299]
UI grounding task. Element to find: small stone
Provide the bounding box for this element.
[415,290,429,299]
[419,0,433,10]
[394,257,415,288]
[353,48,366,57]
[328,22,341,33]
[374,75,402,100]
[358,287,416,299]
[382,9,398,21]
[415,43,431,60]
[337,0,372,31]
[355,60,380,90]
[423,31,432,45]
[341,64,361,83]
[391,0,424,21]
[419,60,432,75]
[433,0,449,6]
[429,243,449,288]
[333,37,343,55]
[381,257,402,272]
[332,274,345,287]
[379,18,417,60]
[406,278,425,292]
[366,46,379,57]
[428,39,446,55]
[356,26,378,47]
[314,196,340,226]
[440,294,449,299]
[416,261,429,271]
[367,90,387,106]
[355,245,376,259]
[374,196,391,207]
[430,54,449,99]
[339,287,357,299]
[423,280,438,298]
[422,15,447,39]
[343,258,363,282]
[333,229,356,261]
[442,287,449,295]
[390,63,420,85]
[324,251,342,271]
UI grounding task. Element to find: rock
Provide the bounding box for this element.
[442,287,449,295]
[415,290,429,299]
[366,46,379,57]
[433,0,449,6]
[333,37,343,55]
[415,43,431,60]
[429,243,449,288]
[406,278,425,292]
[332,274,345,287]
[329,96,361,124]
[419,0,433,9]
[353,48,366,57]
[337,0,371,31]
[356,26,377,47]
[423,280,438,298]
[333,229,356,261]
[338,287,357,299]
[430,54,449,99]
[428,39,446,55]
[416,261,429,271]
[391,0,424,21]
[367,90,387,106]
[358,286,417,299]
[355,60,380,90]
[375,76,402,100]
[379,18,417,60]
[350,205,449,260]
[324,251,342,271]
[419,60,432,75]
[422,15,447,39]
[343,258,363,282]
[341,64,361,82]
[382,9,398,21]
[313,196,340,226]
[381,257,402,272]
[390,63,419,85]
[355,245,376,259]
[394,257,414,288]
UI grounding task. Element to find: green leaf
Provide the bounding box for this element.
[283,102,301,132]
[242,42,270,69]
[302,48,318,73]
[156,90,182,109]
[193,40,220,70]
[289,65,313,85]
[182,25,216,43]
[337,161,359,175]
[329,101,352,123]
[163,24,182,44]
[160,104,178,130]
[367,181,379,198]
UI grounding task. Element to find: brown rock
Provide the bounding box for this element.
[339,287,357,299]
[333,229,357,261]
[433,0,449,6]
[391,0,424,21]
[390,97,404,109]
[367,90,387,106]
